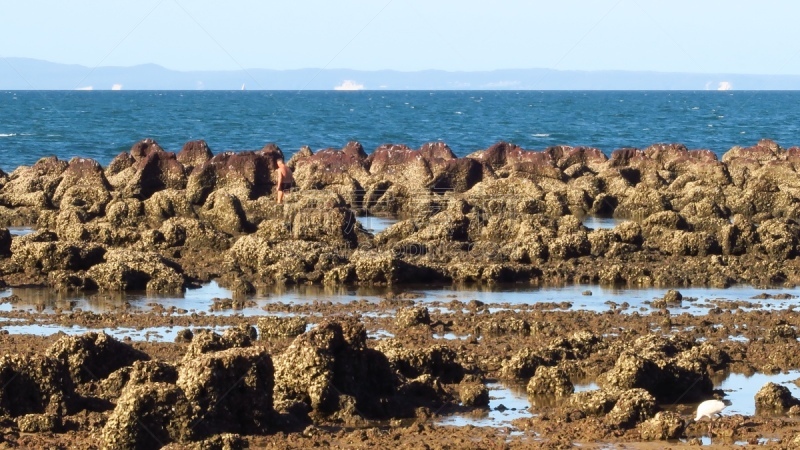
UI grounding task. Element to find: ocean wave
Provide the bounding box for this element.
[0,133,16,137]
[532,133,550,137]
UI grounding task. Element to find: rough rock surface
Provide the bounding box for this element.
[102,382,195,450]
[177,347,275,436]
[46,331,149,384]
[526,366,574,398]
[273,320,400,419]
[755,382,800,413]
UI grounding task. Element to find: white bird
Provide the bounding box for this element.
[695,399,728,421]
[694,399,730,439]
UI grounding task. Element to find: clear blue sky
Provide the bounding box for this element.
[3,0,800,74]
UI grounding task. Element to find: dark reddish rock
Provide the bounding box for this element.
[507,148,562,180]
[368,144,428,176]
[785,146,800,165]
[130,151,187,199]
[55,157,110,193]
[30,155,70,178]
[106,152,135,177]
[292,144,370,205]
[176,140,213,171]
[366,142,458,190]
[187,151,274,203]
[342,141,368,159]
[557,146,609,174]
[129,138,165,161]
[418,141,457,161]
[722,138,784,164]
[467,142,563,180]
[258,143,285,170]
[430,158,484,192]
[609,148,646,167]
[466,141,518,171]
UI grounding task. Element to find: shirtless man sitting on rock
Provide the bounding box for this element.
[276,158,294,204]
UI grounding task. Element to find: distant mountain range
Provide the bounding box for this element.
[3,57,800,90]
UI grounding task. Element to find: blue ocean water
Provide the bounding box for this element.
[2,90,800,172]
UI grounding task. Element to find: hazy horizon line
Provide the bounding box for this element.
[5,56,800,77]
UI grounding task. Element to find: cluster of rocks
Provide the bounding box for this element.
[0,319,479,449]
[3,138,800,292]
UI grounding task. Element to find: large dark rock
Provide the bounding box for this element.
[639,411,686,441]
[273,320,399,419]
[187,151,274,203]
[0,227,10,256]
[0,156,68,208]
[10,231,106,273]
[177,347,275,436]
[367,142,457,190]
[291,142,368,207]
[129,138,165,161]
[176,140,213,172]
[103,382,195,450]
[377,341,464,384]
[429,157,483,192]
[0,354,75,417]
[128,151,187,199]
[52,157,112,214]
[527,366,574,398]
[47,332,149,385]
[755,382,800,413]
[86,249,185,293]
[225,235,347,285]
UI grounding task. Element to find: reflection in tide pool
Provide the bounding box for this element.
[4,282,800,316]
[8,227,34,236]
[714,370,800,416]
[358,215,399,234]
[581,216,625,230]
[439,382,531,427]
[414,284,800,315]
[0,323,230,342]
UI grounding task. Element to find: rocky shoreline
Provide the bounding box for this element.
[2,138,800,293]
[3,138,800,448]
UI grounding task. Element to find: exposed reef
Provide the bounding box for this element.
[3,138,800,293]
